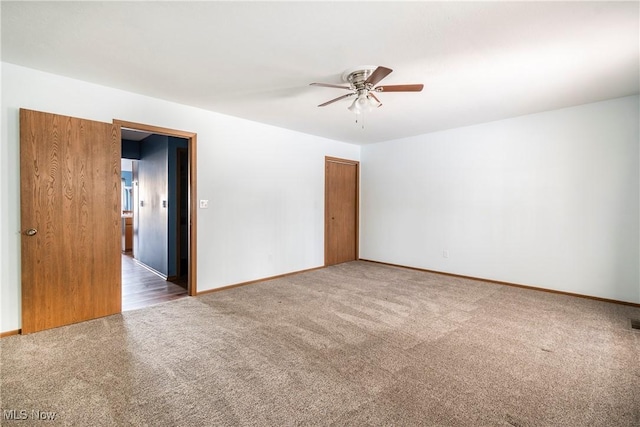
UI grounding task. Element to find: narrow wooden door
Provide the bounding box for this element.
[325,157,359,266]
[20,109,122,334]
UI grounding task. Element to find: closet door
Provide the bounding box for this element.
[325,157,359,266]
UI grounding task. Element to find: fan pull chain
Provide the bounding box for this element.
[357,111,365,130]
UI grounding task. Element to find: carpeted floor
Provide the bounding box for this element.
[1,261,639,426]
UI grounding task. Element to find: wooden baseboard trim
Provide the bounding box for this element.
[1,329,21,338]
[359,259,640,308]
[197,266,326,296]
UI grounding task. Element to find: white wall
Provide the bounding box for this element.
[0,63,359,333]
[361,95,640,303]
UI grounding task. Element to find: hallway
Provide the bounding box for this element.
[122,254,188,311]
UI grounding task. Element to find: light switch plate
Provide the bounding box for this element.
[199,200,209,209]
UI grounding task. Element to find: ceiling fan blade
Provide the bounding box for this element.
[310,82,352,90]
[318,93,354,107]
[368,92,383,108]
[374,84,424,92]
[365,66,393,87]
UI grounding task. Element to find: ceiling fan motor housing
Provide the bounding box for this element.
[342,67,377,91]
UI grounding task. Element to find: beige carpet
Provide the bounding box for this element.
[1,261,639,426]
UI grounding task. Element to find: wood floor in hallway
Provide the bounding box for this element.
[122,253,188,311]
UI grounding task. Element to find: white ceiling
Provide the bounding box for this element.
[2,1,638,145]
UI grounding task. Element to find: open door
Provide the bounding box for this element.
[20,109,122,334]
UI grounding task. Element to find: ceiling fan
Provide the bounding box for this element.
[310,66,423,113]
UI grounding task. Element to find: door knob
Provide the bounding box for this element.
[25,228,38,236]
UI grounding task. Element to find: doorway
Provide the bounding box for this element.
[120,129,192,310]
[324,156,359,266]
[115,119,198,306]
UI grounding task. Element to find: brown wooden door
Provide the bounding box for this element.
[20,109,122,334]
[325,157,359,266]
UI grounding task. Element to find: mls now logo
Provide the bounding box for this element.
[3,409,57,421]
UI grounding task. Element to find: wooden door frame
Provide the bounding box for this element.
[324,156,359,266]
[114,120,198,296]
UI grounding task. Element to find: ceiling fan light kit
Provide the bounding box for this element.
[310,65,424,120]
